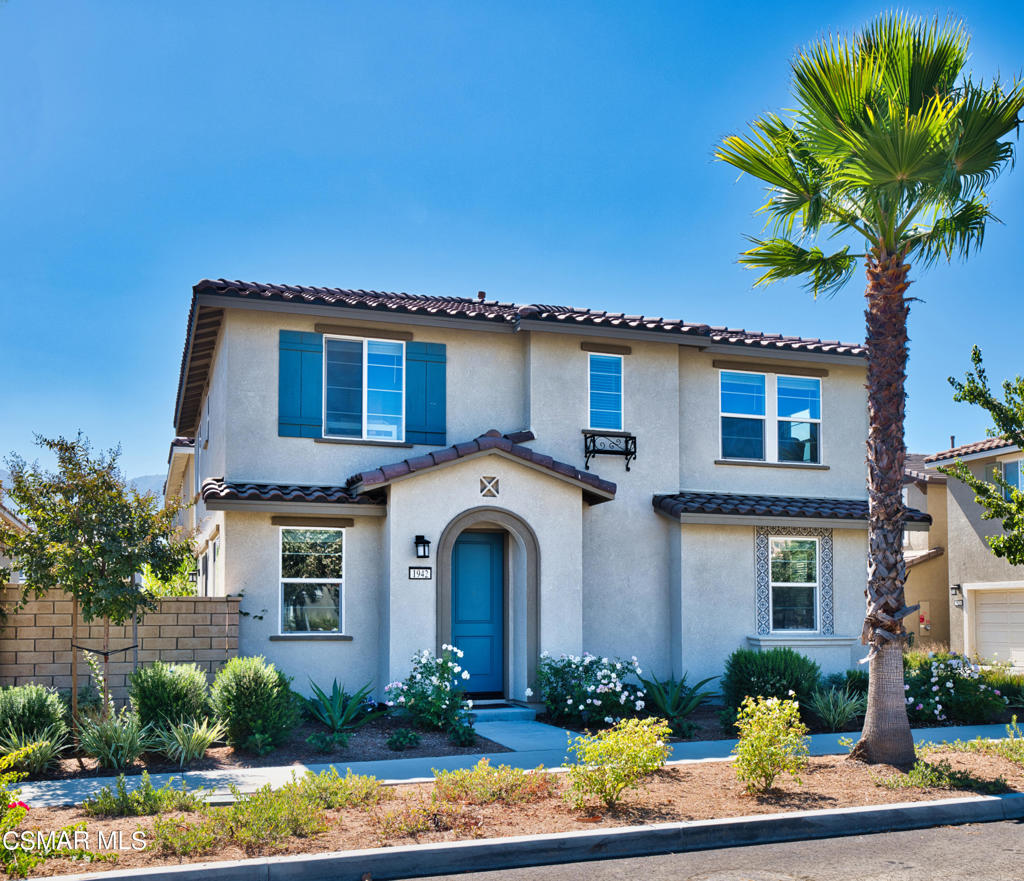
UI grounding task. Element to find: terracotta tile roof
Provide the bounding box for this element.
[924,437,1017,464]
[175,277,866,433]
[200,478,379,506]
[193,278,866,354]
[904,453,946,485]
[905,546,944,568]
[653,491,931,524]
[346,429,616,504]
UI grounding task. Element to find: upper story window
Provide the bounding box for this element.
[720,370,821,464]
[770,536,818,631]
[324,337,405,441]
[999,459,1022,499]
[588,353,623,431]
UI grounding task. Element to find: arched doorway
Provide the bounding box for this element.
[437,507,540,700]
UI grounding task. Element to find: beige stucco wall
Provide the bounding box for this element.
[224,510,386,695]
[903,481,951,647]
[675,522,867,683]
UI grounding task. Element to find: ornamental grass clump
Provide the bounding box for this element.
[77,708,150,771]
[385,646,475,736]
[151,718,227,768]
[732,694,809,794]
[0,726,68,775]
[903,652,1008,725]
[807,686,867,732]
[536,652,646,728]
[565,717,672,809]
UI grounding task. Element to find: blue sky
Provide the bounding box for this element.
[0,1,1021,478]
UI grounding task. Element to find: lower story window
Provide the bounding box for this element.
[280,527,344,633]
[769,536,818,631]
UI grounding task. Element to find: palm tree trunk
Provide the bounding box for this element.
[850,249,916,767]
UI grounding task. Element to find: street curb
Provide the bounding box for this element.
[52,792,1024,881]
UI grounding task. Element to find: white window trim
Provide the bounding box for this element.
[278,526,346,635]
[768,535,820,634]
[587,352,624,431]
[719,369,823,465]
[322,335,407,443]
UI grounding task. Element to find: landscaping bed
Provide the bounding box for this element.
[28,717,510,781]
[14,747,1024,879]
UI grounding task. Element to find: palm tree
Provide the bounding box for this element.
[715,13,1024,765]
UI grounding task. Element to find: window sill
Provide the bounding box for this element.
[581,428,632,437]
[269,633,354,641]
[715,459,829,470]
[315,437,414,448]
[746,634,858,648]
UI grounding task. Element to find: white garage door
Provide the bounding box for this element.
[975,590,1024,667]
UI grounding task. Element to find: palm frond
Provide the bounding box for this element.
[904,198,996,266]
[739,237,858,298]
[951,80,1024,197]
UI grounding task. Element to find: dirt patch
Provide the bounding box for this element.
[17,750,1024,878]
[32,717,510,781]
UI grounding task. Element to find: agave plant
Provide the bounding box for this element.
[639,673,717,738]
[304,680,381,733]
[151,718,227,768]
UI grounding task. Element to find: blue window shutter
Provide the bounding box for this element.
[279,330,323,438]
[406,342,446,445]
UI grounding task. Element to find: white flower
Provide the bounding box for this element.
[945,681,953,688]
[466,699,473,708]
[904,684,910,690]
[788,690,796,697]
[461,670,470,680]
[524,687,534,698]
[604,716,614,724]
[635,700,645,711]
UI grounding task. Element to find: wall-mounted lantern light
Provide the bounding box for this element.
[950,583,963,597]
[414,535,431,559]
[188,560,200,584]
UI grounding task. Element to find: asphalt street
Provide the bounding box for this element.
[413,820,1024,881]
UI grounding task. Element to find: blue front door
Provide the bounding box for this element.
[451,532,504,694]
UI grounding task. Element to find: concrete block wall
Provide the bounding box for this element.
[0,589,240,703]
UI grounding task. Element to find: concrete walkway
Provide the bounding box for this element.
[19,720,1012,807]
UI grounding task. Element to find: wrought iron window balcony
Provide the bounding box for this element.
[582,429,637,471]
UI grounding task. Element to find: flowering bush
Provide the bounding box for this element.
[904,652,1008,725]
[565,717,672,809]
[732,694,809,793]
[535,652,646,728]
[385,646,473,733]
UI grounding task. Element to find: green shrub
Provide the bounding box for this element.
[151,718,226,768]
[980,665,1024,707]
[221,783,327,853]
[434,759,555,805]
[386,728,421,750]
[129,661,211,729]
[0,724,68,775]
[77,708,150,770]
[57,682,103,721]
[151,814,220,858]
[823,668,869,696]
[807,686,867,731]
[874,758,1008,794]
[732,695,809,793]
[565,717,672,809]
[372,792,467,841]
[904,652,1007,724]
[385,646,472,733]
[211,656,298,752]
[639,672,717,738]
[0,684,68,741]
[82,771,207,817]
[296,767,390,809]
[447,717,478,746]
[720,648,821,722]
[535,652,646,728]
[305,731,350,752]
[304,680,380,732]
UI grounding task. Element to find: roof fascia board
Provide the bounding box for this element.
[203,499,387,516]
[927,445,1019,467]
[698,344,865,366]
[354,447,616,502]
[173,302,203,431]
[196,294,517,334]
[515,318,708,348]
[662,510,929,530]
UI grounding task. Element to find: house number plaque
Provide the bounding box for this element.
[408,566,433,580]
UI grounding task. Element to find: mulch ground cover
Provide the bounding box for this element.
[30,717,510,781]
[19,748,1024,878]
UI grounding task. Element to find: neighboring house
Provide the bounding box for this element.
[164,278,930,699]
[902,454,949,647]
[925,438,1024,667]
[0,501,27,585]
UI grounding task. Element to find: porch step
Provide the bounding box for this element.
[470,705,536,723]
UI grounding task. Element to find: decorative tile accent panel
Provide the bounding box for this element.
[480,476,500,497]
[754,526,834,636]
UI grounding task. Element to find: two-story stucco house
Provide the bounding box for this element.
[163,278,930,699]
[924,438,1024,667]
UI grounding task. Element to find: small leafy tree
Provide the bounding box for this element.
[0,434,192,718]
[940,347,1024,564]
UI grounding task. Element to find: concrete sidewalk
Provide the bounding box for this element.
[19,720,1012,807]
